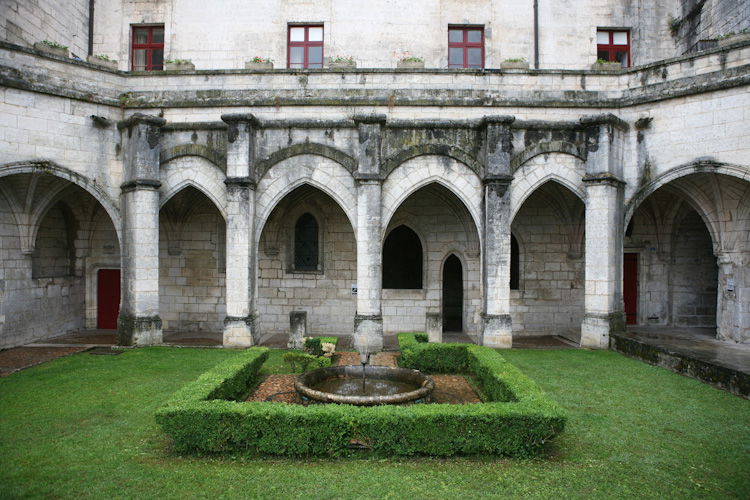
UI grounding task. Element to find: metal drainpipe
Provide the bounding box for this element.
[533,0,539,69]
[88,0,95,56]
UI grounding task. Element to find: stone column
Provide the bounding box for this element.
[480,116,515,348]
[221,113,260,346]
[118,113,166,346]
[716,251,750,343]
[580,114,628,348]
[353,115,386,354]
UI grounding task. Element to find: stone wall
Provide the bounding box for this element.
[256,188,357,338]
[673,0,750,54]
[88,0,687,71]
[382,185,482,337]
[511,182,585,336]
[1,0,90,57]
[159,188,226,333]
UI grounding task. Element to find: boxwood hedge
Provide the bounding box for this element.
[156,337,565,457]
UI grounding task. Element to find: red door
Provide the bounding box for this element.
[97,269,121,329]
[623,253,638,325]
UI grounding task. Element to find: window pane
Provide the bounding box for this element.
[308,26,323,41]
[152,28,164,44]
[467,47,482,67]
[290,46,304,66]
[449,30,463,43]
[308,46,322,65]
[597,50,610,61]
[134,28,149,44]
[290,27,305,42]
[449,47,463,66]
[596,31,609,44]
[467,30,482,43]
[615,50,628,65]
[133,49,147,70]
[152,49,163,69]
[613,31,628,45]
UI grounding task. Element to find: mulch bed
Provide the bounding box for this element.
[246,352,481,404]
[0,346,89,376]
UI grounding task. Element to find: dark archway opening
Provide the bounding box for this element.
[383,225,423,289]
[442,254,463,332]
[294,212,319,271]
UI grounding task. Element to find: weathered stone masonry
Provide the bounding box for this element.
[1,1,749,349]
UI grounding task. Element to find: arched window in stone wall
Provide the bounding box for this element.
[294,212,319,271]
[383,225,423,289]
[511,234,520,290]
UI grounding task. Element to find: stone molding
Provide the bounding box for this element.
[579,113,629,131]
[118,113,166,130]
[120,179,162,192]
[223,176,256,189]
[582,173,626,187]
[482,174,514,186]
[224,314,257,326]
[353,114,387,125]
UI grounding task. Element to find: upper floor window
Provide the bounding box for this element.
[597,29,630,67]
[448,26,484,68]
[288,25,323,68]
[132,25,164,71]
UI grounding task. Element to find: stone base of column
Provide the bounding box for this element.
[426,312,442,343]
[354,314,383,354]
[481,314,512,348]
[580,312,625,349]
[223,315,257,347]
[288,311,307,349]
[118,314,162,346]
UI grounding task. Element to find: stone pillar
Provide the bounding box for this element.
[221,113,260,346]
[580,114,628,348]
[716,252,750,343]
[353,115,386,354]
[288,311,307,349]
[480,116,515,348]
[426,312,442,343]
[118,113,166,346]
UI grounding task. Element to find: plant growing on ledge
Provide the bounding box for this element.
[93,54,112,61]
[250,56,273,63]
[41,40,68,50]
[331,55,355,63]
[400,55,424,63]
[164,59,193,65]
[504,57,526,63]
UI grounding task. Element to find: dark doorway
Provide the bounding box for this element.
[97,269,121,329]
[442,254,463,332]
[383,225,423,288]
[623,253,638,325]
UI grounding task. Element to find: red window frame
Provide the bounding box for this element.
[448,26,484,69]
[131,25,164,71]
[597,29,630,67]
[287,24,324,69]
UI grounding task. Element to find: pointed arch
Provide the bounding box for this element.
[510,141,585,171]
[381,155,483,242]
[255,154,357,242]
[381,144,482,178]
[160,156,227,220]
[0,160,121,242]
[255,143,357,180]
[510,152,586,220]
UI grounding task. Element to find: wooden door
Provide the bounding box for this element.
[97,269,120,329]
[623,253,638,325]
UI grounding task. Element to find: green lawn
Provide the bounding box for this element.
[0,347,748,499]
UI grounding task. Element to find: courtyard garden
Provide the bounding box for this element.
[1,341,748,499]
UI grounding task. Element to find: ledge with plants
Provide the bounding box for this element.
[34,40,69,58]
[87,54,118,70]
[245,57,273,70]
[165,59,195,71]
[156,334,565,457]
[328,56,356,69]
[397,55,424,69]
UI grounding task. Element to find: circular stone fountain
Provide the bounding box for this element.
[295,364,435,405]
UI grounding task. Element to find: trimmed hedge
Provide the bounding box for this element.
[157,338,565,457]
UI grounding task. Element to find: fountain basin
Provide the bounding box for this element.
[295,365,434,405]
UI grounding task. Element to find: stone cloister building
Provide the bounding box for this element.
[1,0,749,352]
